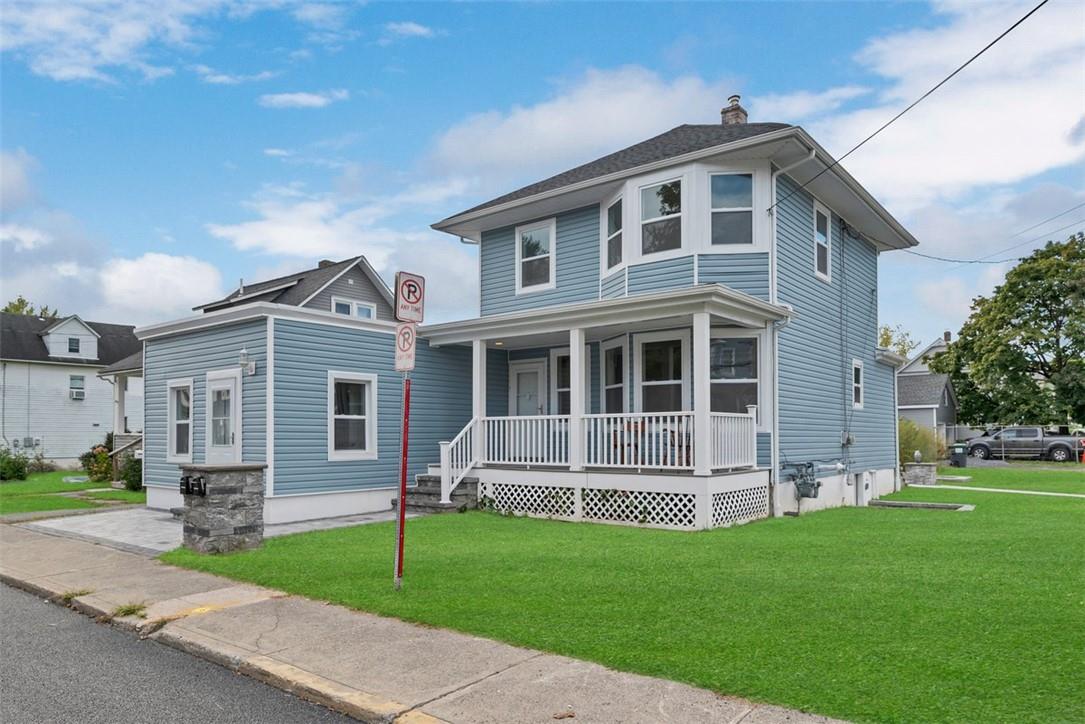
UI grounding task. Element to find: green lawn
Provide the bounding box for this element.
[0,471,102,496]
[0,471,146,514]
[939,463,1084,494]
[84,489,147,504]
[164,487,1084,723]
[0,494,100,515]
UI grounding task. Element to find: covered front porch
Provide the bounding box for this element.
[420,285,790,529]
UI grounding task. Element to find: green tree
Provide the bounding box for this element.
[931,234,1085,425]
[878,323,920,357]
[2,295,58,318]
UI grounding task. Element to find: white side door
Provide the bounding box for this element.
[508,361,546,416]
[206,369,242,464]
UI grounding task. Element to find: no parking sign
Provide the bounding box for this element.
[395,322,416,372]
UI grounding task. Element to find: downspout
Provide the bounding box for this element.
[1,361,7,447]
[769,146,816,515]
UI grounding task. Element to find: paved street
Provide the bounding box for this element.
[0,584,351,724]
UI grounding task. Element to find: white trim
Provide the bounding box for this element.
[600,192,625,277]
[135,301,395,342]
[508,359,548,416]
[205,368,242,464]
[897,404,938,410]
[166,377,194,464]
[39,315,101,338]
[327,371,378,461]
[707,170,757,251]
[514,217,557,294]
[632,329,691,412]
[297,257,395,309]
[266,316,275,496]
[330,296,377,320]
[636,174,685,262]
[709,330,763,427]
[599,336,628,413]
[851,358,864,410]
[813,200,832,283]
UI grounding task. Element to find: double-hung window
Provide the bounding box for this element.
[332,297,376,319]
[515,219,556,293]
[710,174,753,245]
[710,338,758,420]
[640,180,681,255]
[601,339,626,413]
[637,334,688,412]
[814,202,831,281]
[69,375,85,393]
[328,372,377,460]
[68,337,80,354]
[605,198,623,269]
[167,379,193,462]
[852,360,864,409]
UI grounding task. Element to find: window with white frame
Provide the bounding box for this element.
[710,173,753,245]
[68,337,80,353]
[640,180,681,255]
[814,202,831,281]
[852,359,864,409]
[550,348,591,415]
[167,379,193,462]
[331,297,376,319]
[710,337,758,418]
[69,375,85,393]
[639,337,686,412]
[605,198,623,269]
[515,219,556,293]
[601,339,626,413]
[328,372,377,460]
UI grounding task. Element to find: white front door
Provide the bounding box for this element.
[206,369,242,464]
[509,361,546,416]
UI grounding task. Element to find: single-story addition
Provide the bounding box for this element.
[897,333,959,443]
[129,96,917,530]
[0,312,143,465]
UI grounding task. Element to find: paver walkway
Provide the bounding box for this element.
[22,507,412,555]
[0,523,840,723]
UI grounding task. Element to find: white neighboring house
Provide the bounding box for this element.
[0,313,142,467]
[897,332,960,444]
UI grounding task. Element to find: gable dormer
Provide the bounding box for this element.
[41,315,100,361]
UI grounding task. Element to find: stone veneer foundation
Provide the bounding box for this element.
[178,463,266,554]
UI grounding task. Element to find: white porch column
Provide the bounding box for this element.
[472,339,487,463]
[113,374,126,435]
[693,311,712,476]
[568,328,586,471]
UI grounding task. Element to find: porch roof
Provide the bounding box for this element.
[419,284,792,347]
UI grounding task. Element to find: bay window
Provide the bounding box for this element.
[606,198,623,269]
[515,219,556,293]
[640,180,681,255]
[710,173,753,245]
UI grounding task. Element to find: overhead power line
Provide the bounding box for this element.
[769,0,1052,213]
[902,216,1085,265]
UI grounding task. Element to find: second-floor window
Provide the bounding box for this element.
[606,198,622,269]
[852,360,864,409]
[68,337,80,353]
[332,297,376,319]
[710,174,753,245]
[814,202,831,281]
[515,219,556,293]
[640,180,681,255]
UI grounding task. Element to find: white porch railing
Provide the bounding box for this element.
[439,417,478,503]
[583,412,695,470]
[482,415,570,466]
[710,411,757,469]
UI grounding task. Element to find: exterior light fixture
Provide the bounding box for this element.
[239,348,256,376]
[494,341,504,347]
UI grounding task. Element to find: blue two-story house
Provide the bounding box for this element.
[132,95,914,529]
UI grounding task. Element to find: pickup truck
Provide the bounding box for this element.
[966,426,1084,463]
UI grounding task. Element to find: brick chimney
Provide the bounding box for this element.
[943,330,951,343]
[721,95,748,126]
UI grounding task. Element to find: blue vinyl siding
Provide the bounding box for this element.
[302,265,394,321]
[144,320,267,488]
[600,269,626,298]
[697,253,770,300]
[505,344,600,414]
[757,432,772,468]
[487,348,509,417]
[272,319,472,495]
[479,205,600,315]
[627,255,694,295]
[775,174,895,475]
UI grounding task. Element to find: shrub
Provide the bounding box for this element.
[27,451,55,474]
[80,445,112,482]
[899,418,941,464]
[120,455,143,492]
[0,446,29,481]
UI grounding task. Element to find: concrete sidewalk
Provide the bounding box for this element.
[0,525,840,724]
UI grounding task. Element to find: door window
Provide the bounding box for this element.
[210,388,232,447]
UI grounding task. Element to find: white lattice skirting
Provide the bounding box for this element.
[480,477,770,531]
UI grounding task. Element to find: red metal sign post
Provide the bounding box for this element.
[393,373,410,590]
[392,274,422,591]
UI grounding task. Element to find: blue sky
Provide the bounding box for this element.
[2,1,1083,347]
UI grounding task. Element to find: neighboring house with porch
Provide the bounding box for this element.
[897,333,960,443]
[131,96,917,528]
[0,312,142,466]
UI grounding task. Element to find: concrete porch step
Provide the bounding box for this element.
[392,497,473,514]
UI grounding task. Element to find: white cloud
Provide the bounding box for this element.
[379,21,438,45]
[0,0,225,82]
[432,66,735,190]
[263,148,293,157]
[192,63,275,84]
[914,262,1011,321]
[0,223,51,251]
[749,86,870,122]
[101,253,223,321]
[0,149,38,213]
[291,2,358,46]
[258,88,349,109]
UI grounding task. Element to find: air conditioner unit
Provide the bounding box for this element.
[70,389,85,401]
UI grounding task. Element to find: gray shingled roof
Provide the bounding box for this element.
[0,313,140,367]
[198,256,372,311]
[439,122,791,222]
[99,350,143,376]
[898,373,951,406]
